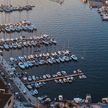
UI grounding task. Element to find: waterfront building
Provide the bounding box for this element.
[0,79,8,93]
[0,93,14,108]
[0,79,14,108]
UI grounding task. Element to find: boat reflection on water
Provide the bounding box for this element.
[49,0,64,5]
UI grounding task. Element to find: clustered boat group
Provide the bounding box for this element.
[96,5,108,20]
[0,20,37,33]
[97,6,108,20]
[0,4,35,13]
[0,0,88,102]
[17,69,87,96]
[0,34,57,50]
[9,50,78,69]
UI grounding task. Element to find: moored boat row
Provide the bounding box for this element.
[16,69,87,96]
[21,69,86,85]
[0,20,37,33]
[0,4,35,13]
[98,6,108,21]
[9,50,78,69]
[18,69,86,96]
[0,35,57,50]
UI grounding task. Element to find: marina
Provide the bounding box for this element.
[0,20,37,33]
[0,0,108,107]
[0,34,57,50]
[17,69,87,96]
[9,50,78,70]
[22,69,87,84]
[89,0,108,21]
[97,6,108,20]
[0,55,39,106]
[0,4,35,13]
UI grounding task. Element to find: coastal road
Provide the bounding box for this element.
[0,55,39,106]
[0,65,27,102]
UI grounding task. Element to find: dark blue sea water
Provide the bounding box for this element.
[0,0,108,102]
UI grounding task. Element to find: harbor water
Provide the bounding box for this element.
[0,0,108,102]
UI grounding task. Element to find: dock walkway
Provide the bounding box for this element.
[25,72,84,84]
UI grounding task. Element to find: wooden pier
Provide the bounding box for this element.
[24,72,84,84]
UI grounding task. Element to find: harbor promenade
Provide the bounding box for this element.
[0,55,39,106]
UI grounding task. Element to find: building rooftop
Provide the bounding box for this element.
[0,93,12,108]
[0,79,8,92]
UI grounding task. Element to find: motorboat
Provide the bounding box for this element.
[18,62,25,69]
[71,55,78,61]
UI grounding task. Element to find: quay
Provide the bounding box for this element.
[25,72,85,84]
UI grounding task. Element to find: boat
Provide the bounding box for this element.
[30,89,38,96]
[28,25,34,31]
[5,27,11,33]
[22,76,27,81]
[27,85,32,89]
[3,43,9,50]
[39,60,45,65]
[18,62,25,69]
[18,56,25,62]
[46,74,51,78]
[73,70,77,74]
[43,75,47,79]
[57,72,62,76]
[61,71,67,75]
[9,44,13,49]
[81,75,87,79]
[51,39,57,44]
[28,76,32,82]
[34,82,40,88]
[63,78,67,83]
[47,58,53,64]
[71,55,78,61]
[59,57,65,62]
[38,95,48,101]
[58,79,63,83]
[26,61,33,67]
[33,89,38,95]
[32,75,36,81]
[56,58,60,63]
[54,79,59,83]
[24,62,29,68]
[50,57,56,63]
[63,56,71,62]
[67,77,73,83]
[10,57,15,62]
[52,74,58,78]
[77,69,82,73]
[102,14,108,21]
[16,42,22,49]
[0,45,3,50]
[74,98,83,103]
